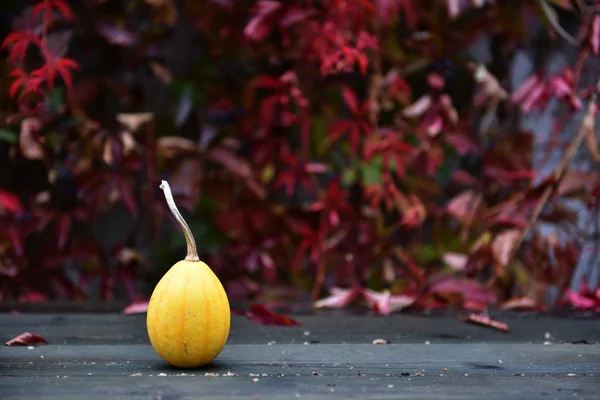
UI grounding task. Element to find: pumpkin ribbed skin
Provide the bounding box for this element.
[146,260,231,368]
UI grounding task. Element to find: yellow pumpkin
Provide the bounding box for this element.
[146,180,230,368]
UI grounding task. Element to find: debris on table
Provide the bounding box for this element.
[460,313,510,332]
[372,338,389,344]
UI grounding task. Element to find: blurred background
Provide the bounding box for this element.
[1,0,599,314]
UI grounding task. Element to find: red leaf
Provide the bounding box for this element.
[54,57,80,92]
[452,170,478,185]
[252,75,283,90]
[32,2,46,19]
[9,76,25,98]
[5,332,48,346]
[460,314,510,333]
[0,190,22,213]
[18,292,46,302]
[7,227,24,256]
[50,0,75,20]
[428,276,497,305]
[122,301,149,315]
[117,267,141,301]
[1,31,29,49]
[55,214,72,250]
[116,178,138,217]
[244,304,302,326]
[342,86,359,115]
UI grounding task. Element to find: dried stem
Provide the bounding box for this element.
[537,0,578,46]
[503,78,600,269]
[311,209,328,302]
[368,15,382,130]
[159,180,199,262]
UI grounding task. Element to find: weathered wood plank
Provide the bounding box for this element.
[1,344,599,400]
[1,314,599,345]
[1,313,599,400]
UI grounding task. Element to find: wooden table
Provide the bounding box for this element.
[1,310,599,399]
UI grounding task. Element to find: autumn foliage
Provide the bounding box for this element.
[0,0,599,315]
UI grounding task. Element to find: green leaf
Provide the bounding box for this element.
[47,88,64,113]
[436,142,459,185]
[342,168,357,186]
[360,155,384,185]
[0,129,17,144]
[413,244,439,264]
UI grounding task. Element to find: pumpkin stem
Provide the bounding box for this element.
[159,180,199,262]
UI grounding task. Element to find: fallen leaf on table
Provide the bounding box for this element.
[122,301,149,314]
[460,314,510,332]
[5,332,48,346]
[313,287,362,309]
[243,303,302,326]
[363,289,416,315]
[314,286,415,315]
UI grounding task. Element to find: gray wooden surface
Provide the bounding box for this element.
[1,313,600,399]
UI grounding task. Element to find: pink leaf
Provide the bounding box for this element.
[491,229,521,266]
[565,289,598,310]
[363,289,415,315]
[402,95,431,118]
[427,72,445,90]
[5,332,48,346]
[314,287,362,309]
[500,297,540,311]
[446,190,482,221]
[96,23,136,47]
[446,0,460,17]
[442,253,468,271]
[510,73,541,104]
[426,116,443,136]
[122,301,148,314]
[243,0,281,41]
